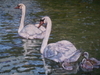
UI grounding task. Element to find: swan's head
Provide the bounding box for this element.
[83,52,89,59]
[40,16,51,24]
[15,3,25,9]
[39,16,51,27]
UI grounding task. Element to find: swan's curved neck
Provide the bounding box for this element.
[40,18,52,54]
[18,6,26,33]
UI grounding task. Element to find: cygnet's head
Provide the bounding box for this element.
[83,52,89,59]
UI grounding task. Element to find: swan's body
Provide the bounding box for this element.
[15,3,46,39]
[80,52,100,71]
[19,24,46,39]
[40,16,81,70]
[43,40,81,63]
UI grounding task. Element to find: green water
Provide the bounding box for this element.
[36,0,100,74]
[36,0,100,57]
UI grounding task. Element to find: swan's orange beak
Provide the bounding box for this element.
[40,21,44,25]
[38,20,44,28]
[15,6,20,9]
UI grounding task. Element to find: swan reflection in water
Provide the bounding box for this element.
[22,39,42,56]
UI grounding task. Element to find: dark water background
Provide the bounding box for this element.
[0,0,100,75]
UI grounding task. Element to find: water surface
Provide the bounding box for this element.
[0,0,100,75]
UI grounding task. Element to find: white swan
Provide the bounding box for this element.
[15,3,46,39]
[40,16,81,70]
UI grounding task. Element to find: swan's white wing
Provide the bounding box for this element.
[43,42,69,62]
[21,24,42,35]
[35,24,46,32]
[64,50,81,62]
[56,40,78,61]
[43,40,79,62]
